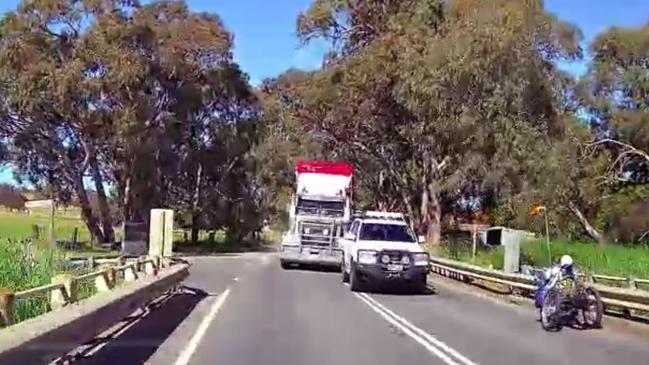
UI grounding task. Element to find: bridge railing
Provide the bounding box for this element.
[0,255,189,364]
[429,257,649,315]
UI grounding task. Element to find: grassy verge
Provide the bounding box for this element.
[0,210,90,243]
[0,239,96,323]
[433,238,649,279]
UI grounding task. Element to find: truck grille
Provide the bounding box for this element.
[299,222,335,247]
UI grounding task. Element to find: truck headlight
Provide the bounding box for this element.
[380,254,390,264]
[401,256,411,265]
[282,245,299,253]
[358,250,378,265]
[413,253,429,266]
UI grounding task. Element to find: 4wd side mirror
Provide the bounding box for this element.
[344,232,356,241]
[418,236,426,244]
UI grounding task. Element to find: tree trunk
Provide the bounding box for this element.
[191,163,203,244]
[568,201,604,244]
[425,182,441,245]
[90,157,114,243]
[71,172,104,245]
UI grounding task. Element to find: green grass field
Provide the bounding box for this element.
[433,238,649,279]
[0,209,91,244]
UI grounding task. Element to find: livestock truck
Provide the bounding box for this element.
[279,160,353,270]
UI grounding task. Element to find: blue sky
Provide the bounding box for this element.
[1,0,648,185]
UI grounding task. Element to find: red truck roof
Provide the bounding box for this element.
[296,160,353,176]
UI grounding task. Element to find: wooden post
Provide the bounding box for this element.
[71,227,78,249]
[95,269,112,292]
[144,259,155,275]
[124,265,138,282]
[87,256,95,269]
[0,289,15,327]
[50,274,77,310]
[49,198,56,249]
[627,277,637,290]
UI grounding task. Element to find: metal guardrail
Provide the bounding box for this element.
[429,257,649,314]
[0,256,164,327]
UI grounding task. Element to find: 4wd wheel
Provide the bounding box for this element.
[412,274,428,294]
[349,263,364,292]
[280,261,291,270]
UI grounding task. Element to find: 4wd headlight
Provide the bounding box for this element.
[358,250,378,265]
[380,254,390,264]
[401,256,411,265]
[413,252,429,266]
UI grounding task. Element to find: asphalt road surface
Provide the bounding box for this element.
[77,253,649,365]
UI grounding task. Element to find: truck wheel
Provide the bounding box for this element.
[280,261,291,270]
[341,261,350,283]
[349,264,364,292]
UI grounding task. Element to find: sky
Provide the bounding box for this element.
[1,0,649,186]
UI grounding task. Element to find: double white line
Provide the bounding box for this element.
[355,292,479,365]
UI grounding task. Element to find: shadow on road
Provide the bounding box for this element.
[73,287,208,365]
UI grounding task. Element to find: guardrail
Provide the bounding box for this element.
[0,256,163,327]
[429,257,649,315]
[0,255,189,364]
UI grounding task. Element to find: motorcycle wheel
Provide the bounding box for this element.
[582,286,604,329]
[541,288,561,331]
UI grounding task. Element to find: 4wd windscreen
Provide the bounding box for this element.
[296,198,345,217]
[359,223,416,242]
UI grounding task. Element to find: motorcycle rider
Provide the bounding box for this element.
[535,254,576,308]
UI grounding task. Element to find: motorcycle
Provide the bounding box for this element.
[533,267,604,331]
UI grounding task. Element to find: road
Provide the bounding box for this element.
[78,253,649,365]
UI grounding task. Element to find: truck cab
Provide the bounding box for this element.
[339,211,430,293]
[279,161,353,270]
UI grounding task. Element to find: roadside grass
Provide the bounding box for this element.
[0,239,97,323]
[433,237,649,279]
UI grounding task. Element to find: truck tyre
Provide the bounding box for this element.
[349,263,363,292]
[341,260,349,283]
[341,263,349,283]
[280,261,291,270]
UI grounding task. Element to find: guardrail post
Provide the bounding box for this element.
[95,268,113,292]
[586,272,594,284]
[50,274,77,310]
[144,258,155,275]
[627,277,637,290]
[124,264,138,282]
[0,289,15,327]
[87,256,95,269]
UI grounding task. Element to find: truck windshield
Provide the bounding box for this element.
[297,198,345,217]
[359,223,416,242]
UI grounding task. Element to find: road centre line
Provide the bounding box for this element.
[174,288,231,365]
[355,292,478,365]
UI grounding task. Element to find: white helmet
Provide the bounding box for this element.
[560,255,573,268]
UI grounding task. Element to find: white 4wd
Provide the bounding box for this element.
[338,212,430,293]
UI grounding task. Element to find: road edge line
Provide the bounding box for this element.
[174,288,231,365]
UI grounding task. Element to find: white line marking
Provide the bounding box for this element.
[354,293,462,365]
[233,277,239,282]
[174,288,231,365]
[360,293,479,365]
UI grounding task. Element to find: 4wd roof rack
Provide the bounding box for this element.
[362,211,406,221]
